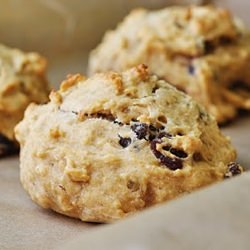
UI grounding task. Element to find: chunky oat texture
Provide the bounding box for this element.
[89,5,250,124]
[0,44,49,155]
[15,65,241,222]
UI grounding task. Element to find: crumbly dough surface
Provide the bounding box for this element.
[88,5,250,124]
[0,44,49,153]
[15,65,242,222]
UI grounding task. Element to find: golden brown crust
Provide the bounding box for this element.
[60,74,85,92]
[15,66,241,222]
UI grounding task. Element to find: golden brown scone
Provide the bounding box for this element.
[0,44,49,156]
[15,65,243,222]
[88,5,250,124]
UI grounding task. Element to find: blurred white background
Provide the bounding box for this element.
[0,0,204,55]
[0,0,249,84]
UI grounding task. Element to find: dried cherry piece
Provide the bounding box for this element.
[162,144,187,159]
[188,64,195,75]
[150,139,183,170]
[152,86,159,93]
[224,162,242,178]
[148,134,156,141]
[0,134,19,157]
[118,136,131,148]
[149,125,158,132]
[169,148,188,158]
[158,132,172,139]
[114,120,123,126]
[162,145,171,151]
[131,123,148,140]
[204,40,214,53]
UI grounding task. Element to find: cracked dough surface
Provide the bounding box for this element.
[0,44,49,156]
[88,5,250,124]
[15,65,241,222]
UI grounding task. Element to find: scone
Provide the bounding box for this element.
[88,5,250,124]
[0,44,49,156]
[15,65,243,222]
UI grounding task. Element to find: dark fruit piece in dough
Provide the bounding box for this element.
[0,134,19,157]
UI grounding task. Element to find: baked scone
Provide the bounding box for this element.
[88,5,250,124]
[15,65,243,222]
[0,44,49,156]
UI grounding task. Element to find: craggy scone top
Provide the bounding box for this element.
[89,5,250,123]
[0,44,49,141]
[89,5,240,72]
[15,65,242,222]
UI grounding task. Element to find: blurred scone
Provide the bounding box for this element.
[15,65,242,222]
[0,44,49,156]
[89,5,250,124]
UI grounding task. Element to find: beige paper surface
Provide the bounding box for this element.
[0,1,250,250]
